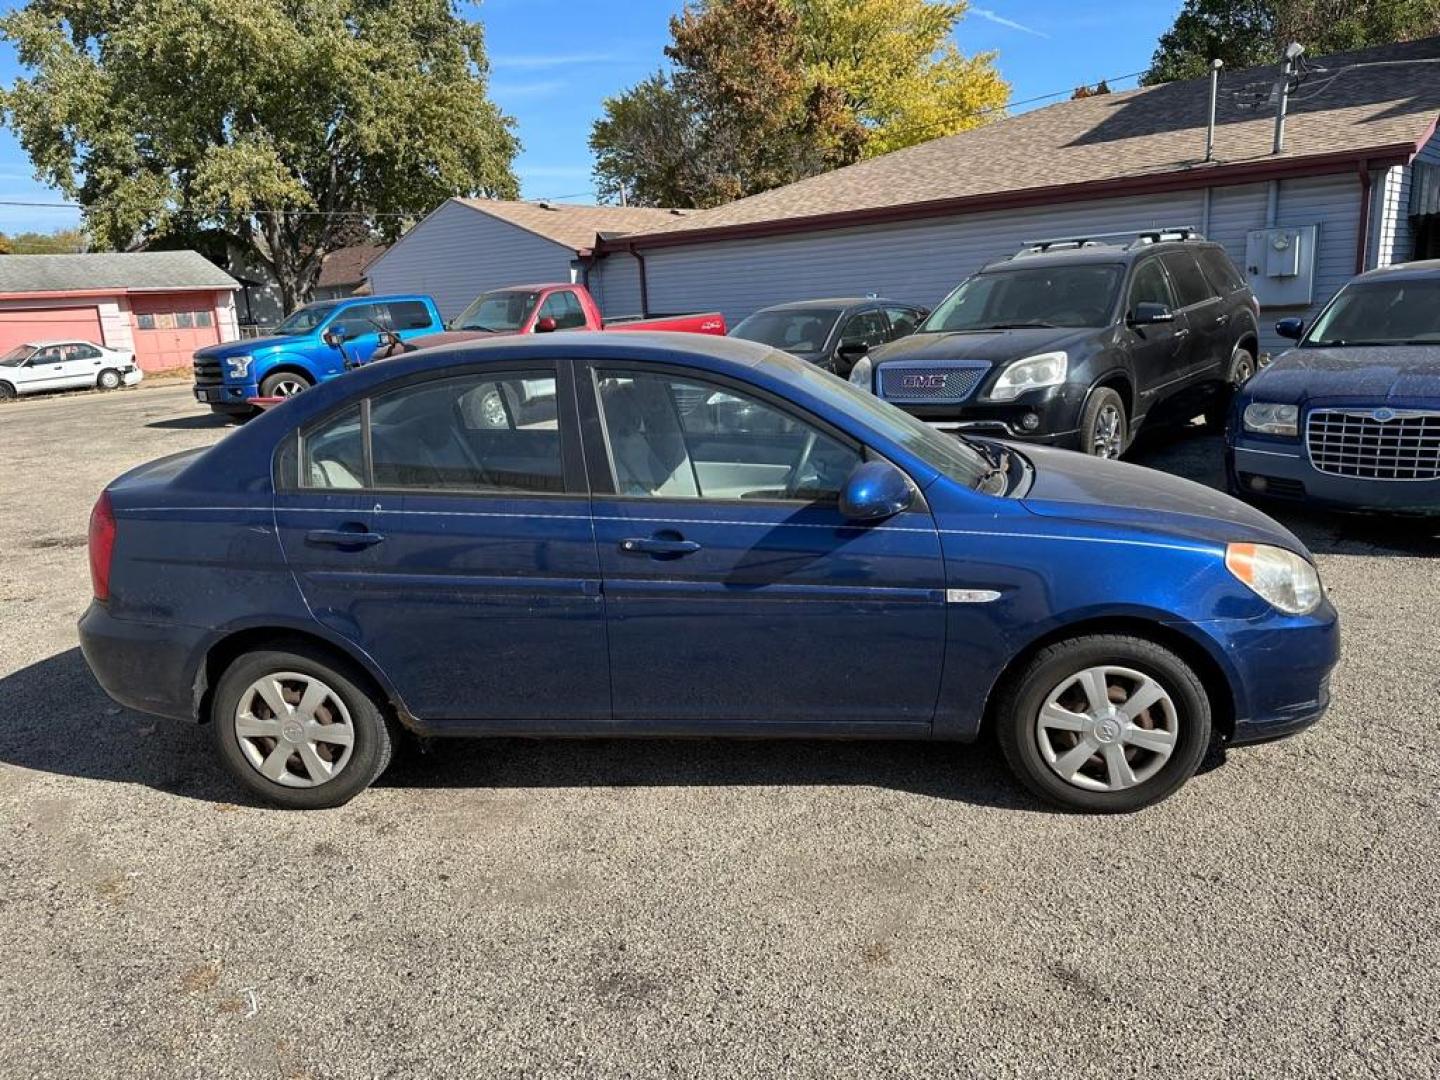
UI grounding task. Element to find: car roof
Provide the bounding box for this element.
[747,297,907,313]
[982,239,1219,272]
[1353,258,1440,283]
[339,294,431,303]
[14,339,102,348]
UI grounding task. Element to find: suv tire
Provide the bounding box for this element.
[1204,346,1256,431]
[1079,387,1128,458]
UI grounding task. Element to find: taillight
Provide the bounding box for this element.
[88,491,116,601]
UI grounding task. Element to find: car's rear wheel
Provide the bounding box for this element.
[97,368,123,390]
[1080,387,1128,459]
[260,371,312,398]
[210,646,399,809]
[996,634,1212,812]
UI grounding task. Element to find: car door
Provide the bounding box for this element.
[326,303,386,367]
[833,307,891,375]
[22,346,70,392]
[580,361,947,729]
[274,364,608,725]
[1160,250,1228,380]
[1122,257,1191,411]
[535,289,588,331]
[60,343,105,388]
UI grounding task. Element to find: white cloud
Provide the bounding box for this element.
[970,7,1049,38]
[491,51,628,71]
[489,79,568,101]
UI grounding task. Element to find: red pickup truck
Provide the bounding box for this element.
[375,282,725,357]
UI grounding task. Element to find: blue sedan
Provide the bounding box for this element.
[1227,260,1440,512]
[79,333,1339,812]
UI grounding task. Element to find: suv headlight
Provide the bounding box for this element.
[225,355,254,379]
[1225,542,1322,615]
[1242,402,1298,437]
[847,354,873,391]
[987,351,1067,402]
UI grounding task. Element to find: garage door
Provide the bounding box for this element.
[130,294,223,372]
[0,306,105,353]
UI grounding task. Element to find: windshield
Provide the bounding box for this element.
[765,354,992,490]
[921,265,1123,332]
[730,307,843,353]
[1305,278,1440,346]
[0,345,33,367]
[275,302,339,335]
[451,289,543,332]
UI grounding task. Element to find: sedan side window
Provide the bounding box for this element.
[839,309,890,351]
[1128,259,1175,314]
[596,371,860,502]
[884,306,923,338]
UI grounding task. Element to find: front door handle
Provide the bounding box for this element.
[305,528,385,548]
[620,537,702,557]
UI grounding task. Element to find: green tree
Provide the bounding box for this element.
[590,0,1006,208]
[1,0,519,308]
[0,226,90,253]
[1143,0,1440,85]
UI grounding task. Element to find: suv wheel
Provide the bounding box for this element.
[995,634,1212,812]
[1204,346,1256,431]
[1080,387,1127,458]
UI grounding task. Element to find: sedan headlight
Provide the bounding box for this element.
[848,354,873,391]
[1242,402,1298,437]
[1225,542,1322,615]
[986,351,1067,402]
[224,355,254,379]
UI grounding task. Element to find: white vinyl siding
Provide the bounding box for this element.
[365,200,578,322]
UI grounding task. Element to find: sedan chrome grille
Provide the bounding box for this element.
[1306,408,1440,481]
[879,365,986,403]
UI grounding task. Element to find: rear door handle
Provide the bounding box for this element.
[305,528,385,548]
[620,537,702,556]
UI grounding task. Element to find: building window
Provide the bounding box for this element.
[136,313,156,330]
[195,310,213,327]
[176,311,195,328]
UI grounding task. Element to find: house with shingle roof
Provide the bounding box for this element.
[364,198,690,320]
[582,35,1440,353]
[314,243,389,301]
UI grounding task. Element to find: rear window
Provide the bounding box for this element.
[1196,248,1247,294]
[1160,252,1216,308]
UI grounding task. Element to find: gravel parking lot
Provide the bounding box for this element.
[1,382,1437,1079]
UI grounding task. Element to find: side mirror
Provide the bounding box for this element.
[839,461,914,522]
[1275,317,1304,341]
[534,316,558,334]
[1129,302,1174,326]
[322,328,347,348]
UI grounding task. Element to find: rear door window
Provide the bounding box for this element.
[387,300,434,330]
[1160,252,1216,308]
[1196,248,1247,295]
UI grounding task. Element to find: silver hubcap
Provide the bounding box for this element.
[271,379,307,397]
[1035,665,1178,792]
[1091,404,1124,458]
[480,389,507,428]
[100,373,119,388]
[1232,353,1254,388]
[233,672,355,788]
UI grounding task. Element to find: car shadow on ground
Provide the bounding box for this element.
[1128,425,1440,558]
[0,648,1072,813]
[145,413,234,430]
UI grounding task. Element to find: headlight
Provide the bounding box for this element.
[986,351,1067,402]
[848,354,873,391]
[225,355,253,379]
[1242,402,1298,437]
[1225,542,1322,615]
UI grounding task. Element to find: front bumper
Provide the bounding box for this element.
[194,382,260,410]
[78,603,208,722]
[891,386,1086,448]
[1227,436,1440,513]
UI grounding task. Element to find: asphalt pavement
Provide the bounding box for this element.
[1,383,1437,1078]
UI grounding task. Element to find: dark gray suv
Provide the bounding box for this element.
[849,229,1261,457]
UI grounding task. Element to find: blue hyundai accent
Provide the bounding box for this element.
[79,333,1339,812]
[1227,260,1440,512]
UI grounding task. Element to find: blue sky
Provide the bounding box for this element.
[0,0,1180,234]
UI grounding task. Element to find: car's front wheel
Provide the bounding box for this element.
[996,634,1212,812]
[1079,387,1128,459]
[210,645,399,809]
[260,371,313,399]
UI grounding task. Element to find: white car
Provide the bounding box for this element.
[0,340,143,400]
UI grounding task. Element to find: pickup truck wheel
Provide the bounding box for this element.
[210,646,399,810]
[1080,387,1128,459]
[995,634,1211,813]
[97,368,123,390]
[260,372,312,398]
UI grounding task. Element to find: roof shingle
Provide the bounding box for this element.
[455,199,689,252]
[0,250,238,294]
[316,243,387,288]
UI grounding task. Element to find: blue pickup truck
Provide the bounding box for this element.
[192,294,442,418]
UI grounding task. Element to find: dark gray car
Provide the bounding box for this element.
[729,297,928,377]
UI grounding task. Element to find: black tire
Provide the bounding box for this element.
[209,645,399,809]
[995,634,1212,813]
[1204,346,1256,431]
[259,370,313,398]
[0,381,15,402]
[1079,387,1128,459]
[97,368,123,390]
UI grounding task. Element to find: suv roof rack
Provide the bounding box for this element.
[1016,227,1205,256]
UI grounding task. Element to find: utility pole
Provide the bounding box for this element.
[1273,42,1305,155]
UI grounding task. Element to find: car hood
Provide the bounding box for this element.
[1016,443,1307,553]
[869,327,1093,367]
[1245,345,1440,404]
[194,334,312,359]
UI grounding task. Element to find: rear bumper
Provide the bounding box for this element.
[78,603,206,722]
[122,368,144,387]
[1227,438,1440,513]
